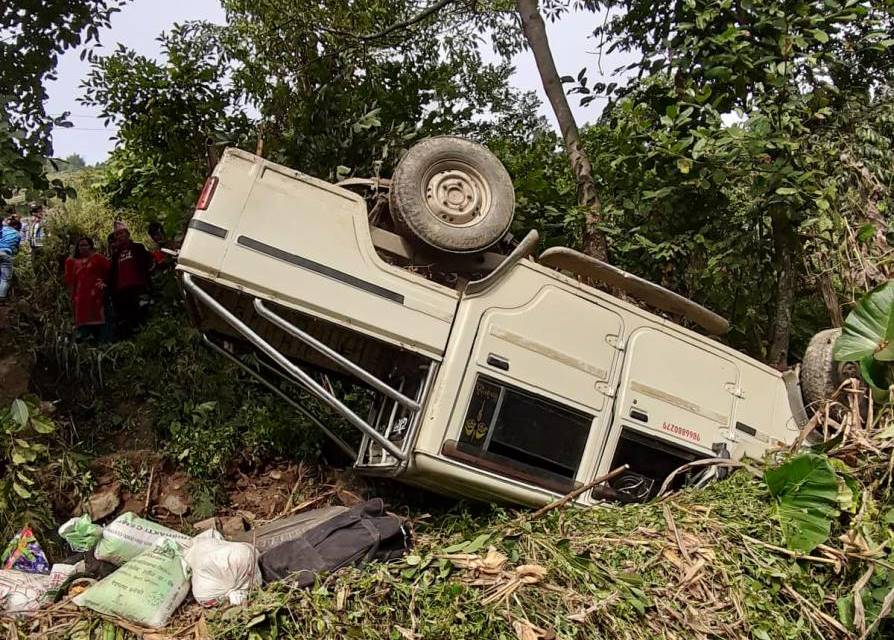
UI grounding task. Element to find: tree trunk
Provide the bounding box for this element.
[819,272,843,328]
[768,209,797,369]
[516,0,609,262]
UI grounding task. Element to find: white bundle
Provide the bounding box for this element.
[185,529,261,606]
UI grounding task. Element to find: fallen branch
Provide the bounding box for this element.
[657,458,744,497]
[143,461,159,516]
[529,465,628,519]
[741,535,841,567]
[663,505,691,562]
[783,584,851,636]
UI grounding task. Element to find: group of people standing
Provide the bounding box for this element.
[1,204,171,341]
[65,221,169,340]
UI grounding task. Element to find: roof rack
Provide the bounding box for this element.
[538,247,730,336]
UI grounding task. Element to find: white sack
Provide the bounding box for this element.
[0,563,81,617]
[185,529,261,606]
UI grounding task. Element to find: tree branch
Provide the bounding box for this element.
[321,0,461,42]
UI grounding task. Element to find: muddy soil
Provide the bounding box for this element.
[0,306,31,404]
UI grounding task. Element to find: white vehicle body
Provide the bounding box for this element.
[177,148,806,507]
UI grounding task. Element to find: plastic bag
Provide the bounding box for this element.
[0,562,81,617]
[93,512,190,565]
[1,526,50,574]
[74,538,191,628]
[185,529,260,606]
[58,515,103,552]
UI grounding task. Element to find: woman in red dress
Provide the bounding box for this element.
[64,237,111,340]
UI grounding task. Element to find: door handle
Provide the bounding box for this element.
[487,354,509,371]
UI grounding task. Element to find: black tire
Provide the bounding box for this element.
[389,137,515,254]
[801,328,844,409]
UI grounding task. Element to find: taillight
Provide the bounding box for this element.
[196,176,219,211]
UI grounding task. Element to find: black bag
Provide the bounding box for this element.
[259,498,409,585]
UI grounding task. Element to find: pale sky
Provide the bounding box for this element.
[47,0,635,164]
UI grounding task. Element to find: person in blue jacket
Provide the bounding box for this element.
[0,217,22,301]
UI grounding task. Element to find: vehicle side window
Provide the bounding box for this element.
[452,375,593,490]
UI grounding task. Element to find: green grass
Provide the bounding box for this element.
[207,472,881,640]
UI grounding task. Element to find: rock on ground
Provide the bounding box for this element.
[77,484,121,520]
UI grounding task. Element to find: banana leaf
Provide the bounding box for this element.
[834,281,894,362]
[764,453,844,553]
[860,356,893,404]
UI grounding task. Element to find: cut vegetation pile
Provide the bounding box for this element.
[6,383,893,640]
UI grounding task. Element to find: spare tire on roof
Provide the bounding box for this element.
[389,136,515,254]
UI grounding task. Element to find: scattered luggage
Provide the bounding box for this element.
[1,527,50,574]
[0,562,81,617]
[231,505,348,553]
[93,512,191,565]
[1,499,406,627]
[58,514,103,552]
[186,529,261,606]
[74,538,191,628]
[259,499,408,584]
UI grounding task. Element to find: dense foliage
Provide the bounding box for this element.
[0,177,344,535]
[569,0,894,363]
[0,0,124,205]
[81,0,540,230]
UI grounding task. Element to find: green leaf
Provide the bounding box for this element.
[441,540,470,554]
[10,399,29,427]
[835,476,856,512]
[859,357,891,403]
[775,187,798,196]
[810,431,844,453]
[246,614,266,629]
[705,66,732,81]
[764,454,841,552]
[438,558,452,579]
[811,29,830,43]
[628,596,646,615]
[857,224,876,243]
[464,533,490,554]
[834,281,894,362]
[13,482,32,499]
[837,594,855,629]
[30,416,55,434]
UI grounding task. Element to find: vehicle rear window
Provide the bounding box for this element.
[458,376,592,482]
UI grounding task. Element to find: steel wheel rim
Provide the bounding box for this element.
[421,159,492,228]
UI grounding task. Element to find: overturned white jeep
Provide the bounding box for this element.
[177,137,825,507]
